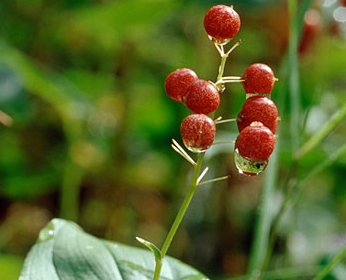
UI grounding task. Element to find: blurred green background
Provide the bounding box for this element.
[0,0,345,279]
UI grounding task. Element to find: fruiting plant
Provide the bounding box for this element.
[164,5,279,177]
[19,2,346,280]
[143,4,279,280]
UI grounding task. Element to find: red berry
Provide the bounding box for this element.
[237,96,278,133]
[204,5,241,43]
[165,68,198,102]
[242,63,276,94]
[182,79,220,115]
[180,114,216,153]
[235,122,276,161]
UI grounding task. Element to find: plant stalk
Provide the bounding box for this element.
[254,144,346,278]
[153,38,237,280]
[153,153,205,280]
[217,54,228,82]
[60,160,84,221]
[287,0,300,152]
[248,148,278,276]
[312,247,346,280]
[295,101,346,159]
[247,0,313,278]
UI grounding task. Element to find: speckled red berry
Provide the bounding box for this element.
[235,122,276,161]
[242,63,276,94]
[182,79,220,115]
[237,96,278,133]
[165,68,198,102]
[204,5,241,43]
[180,114,216,153]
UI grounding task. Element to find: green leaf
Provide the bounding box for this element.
[54,0,176,50]
[0,40,91,119]
[20,219,209,280]
[136,237,162,260]
[0,254,23,280]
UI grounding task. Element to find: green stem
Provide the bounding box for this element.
[217,54,228,83]
[60,160,84,221]
[248,147,278,275]
[197,175,229,187]
[153,153,205,280]
[295,101,346,159]
[247,0,312,277]
[287,0,300,153]
[295,144,346,197]
[153,259,163,280]
[312,247,346,280]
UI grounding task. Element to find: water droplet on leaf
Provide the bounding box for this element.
[38,224,55,242]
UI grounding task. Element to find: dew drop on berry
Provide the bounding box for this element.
[207,35,230,45]
[180,114,216,153]
[245,93,271,100]
[186,146,208,153]
[183,129,212,153]
[184,130,209,153]
[234,148,268,176]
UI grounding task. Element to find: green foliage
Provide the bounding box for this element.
[136,237,162,260]
[0,254,23,280]
[0,0,345,278]
[20,219,209,280]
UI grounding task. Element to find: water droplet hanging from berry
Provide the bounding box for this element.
[234,122,276,176]
[234,148,268,176]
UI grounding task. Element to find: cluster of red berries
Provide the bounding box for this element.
[165,5,279,175]
[165,68,218,152]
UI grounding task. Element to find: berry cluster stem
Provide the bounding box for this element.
[215,40,242,91]
[312,247,346,280]
[217,53,228,82]
[155,32,241,280]
[153,153,205,280]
